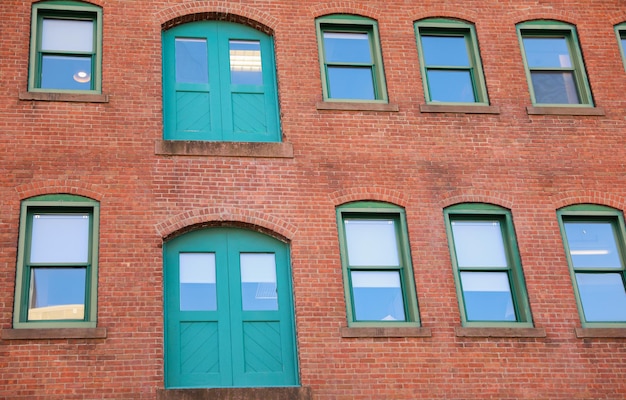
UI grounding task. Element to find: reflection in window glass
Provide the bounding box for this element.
[175,38,209,84]
[327,67,375,99]
[240,253,278,311]
[31,214,89,263]
[351,271,405,321]
[42,19,93,52]
[323,32,371,63]
[461,271,515,321]
[229,40,263,85]
[523,37,571,68]
[451,221,507,268]
[576,273,626,322]
[564,221,622,269]
[345,219,399,267]
[422,35,469,67]
[427,70,474,102]
[180,253,216,311]
[28,268,86,320]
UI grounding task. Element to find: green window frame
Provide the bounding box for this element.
[13,194,99,329]
[444,204,533,327]
[517,20,593,106]
[557,205,626,327]
[162,21,281,142]
[414,18,489,105]
[28,1,102,93]
[615,23,626,72]
[336,202,420,327]
[315,15,388,102]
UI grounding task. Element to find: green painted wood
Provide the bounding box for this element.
[163,21,280,142]
[164,228,298,388]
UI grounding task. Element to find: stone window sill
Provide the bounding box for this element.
[420,104,500,114]
[575,328,626,338]
[316,101,399,112]
[156,387,312,400]
[1,327,107,340]
[155,140,294,158]
[455,327,546,338]
[341,326,432,338]
[526,106,605,116]
[19,91,109,103]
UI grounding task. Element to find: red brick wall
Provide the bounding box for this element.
[1,0,626,398]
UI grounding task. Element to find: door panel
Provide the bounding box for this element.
[164,228,298,388]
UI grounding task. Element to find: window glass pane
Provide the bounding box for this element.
[28,267,86,320]
[451,221,507,268]
[31,214,89,263]
[427,70,475,102]
[422,35,470,67]
[180,253,216,311]
[461,271,516,321]
[327,67,375,100]
[530,71,579,104]
[42,18,93,52]
[323,32,372,63]
[351,271,405,321]
[576,273,626,322]
[564,221,623,269]
[523,37,571,68]
[622,37,626,55]
[175,38,209,84]
[230,40,263,85]
[240,253,278,311]
[40,55,92,90]
[345,219,399,266]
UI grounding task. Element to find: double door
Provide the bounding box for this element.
[164,228,298,388]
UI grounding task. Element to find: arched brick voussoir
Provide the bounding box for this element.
[156,1,279,35]
[156,207,297,243]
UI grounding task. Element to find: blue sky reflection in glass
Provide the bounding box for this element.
[175,38,208,84]
[323,32,375,99]
[422,35,475,102]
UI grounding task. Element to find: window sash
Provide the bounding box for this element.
[558,209,626,326]
[316,16,387,102]
[336,205,419,326]
[415,22,487,104]
[29,3,102,93]
[517,23,592,106]
[13,196,99,329]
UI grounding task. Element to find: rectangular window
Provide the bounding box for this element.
[13,195,99,328]
[336,202,419,326]
[517,21,593,106]
[615,24,626,72]
[316,15,388,102]
[558,205,626,326]
[28,2,102,93]
[415,19,489,104]
[444,204,533,327]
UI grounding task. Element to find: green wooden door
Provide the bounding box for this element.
[164,228,298,388]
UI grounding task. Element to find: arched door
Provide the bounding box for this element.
[164,227,298,388]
